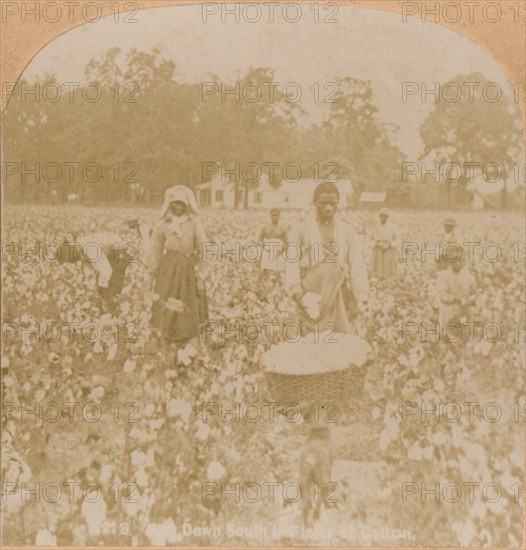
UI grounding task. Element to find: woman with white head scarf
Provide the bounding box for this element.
[148,186,208,356]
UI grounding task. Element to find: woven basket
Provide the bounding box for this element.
[264,365,365,406]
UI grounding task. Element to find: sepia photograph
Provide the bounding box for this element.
[1,1,525,548]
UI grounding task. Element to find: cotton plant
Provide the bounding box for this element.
[2,207,524,547]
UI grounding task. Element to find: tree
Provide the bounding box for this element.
[419,71,523,207]
[196,67,301,209]
[319,77,405,193]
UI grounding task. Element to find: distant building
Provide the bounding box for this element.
[359,191,386,208]
[67,193,80,203]
[467,174,522,210]
[194,177,237,208]
[195,174,354,209]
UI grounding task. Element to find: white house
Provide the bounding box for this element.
[359,191,386,206]
[194,176,238,208]
[195,174,354,209]
[467,173,508,210]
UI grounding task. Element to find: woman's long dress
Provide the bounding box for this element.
[149,218,208,343]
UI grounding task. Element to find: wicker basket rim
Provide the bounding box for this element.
[264,365,356,377]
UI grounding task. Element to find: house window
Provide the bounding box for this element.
[200,189,211,205]
[215,190,224,202]
[254,192,262,204]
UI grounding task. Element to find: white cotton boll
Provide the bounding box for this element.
[470,501,487,520]
[123,359,136,373]
[131,450,147,467]
[99,465,114,484]
[228,446,241,462]
[34,389,45,401]
[164,518,182,544]
[432,431,448,445]
[195,421,210,441]
[3,491,24,514]
[378,428,392,451]
[206,460,226,481]
[106,342,118,361]
[81,494,107,538]
[509,451,522,468]
[149,418,164,431]
[422,445,433,460]
[145,448,155,467]
[167,398,192,422]
[146,519,182,546]
[453,519,477,546]
[407,442,423,461]
[123,494,143,518]
[143,403,155,417]
[135,468,149,488]
[177,344,196,366]
[35,529,57,547]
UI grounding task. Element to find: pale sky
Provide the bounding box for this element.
[21,4,520,159]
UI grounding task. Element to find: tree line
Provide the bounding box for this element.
[2,47,522,208]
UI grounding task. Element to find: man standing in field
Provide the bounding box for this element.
[369,207,401,286]
[435,252,476,326]
[284,182,369,526]
[437,217,459,271]
[259,208,288,282]
[285,182,369,335]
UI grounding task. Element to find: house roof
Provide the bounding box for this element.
[276,179,353,193]
[195,178,354,194]
[359,192,386,203]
